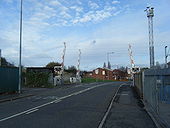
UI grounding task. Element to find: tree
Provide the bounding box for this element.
[108,61,111,69]
[103,62,106,68]
[65,66,77,74]
[118,66,127,72]
[46,62,61,68]
[1,57,15,67]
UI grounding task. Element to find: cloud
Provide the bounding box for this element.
[88,1,99,9]
[112,0,120,4]
[49,0,61,6]
[72,6,117,24]
[1,0,169,69]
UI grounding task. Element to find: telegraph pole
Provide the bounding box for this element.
[145,7,155,68]
[18,0,23,93]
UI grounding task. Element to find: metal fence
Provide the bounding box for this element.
[134,68,170,127]
[143,69,159,113]
[0,67,19,93]
[143,68,170,105]
[134,72,143,98]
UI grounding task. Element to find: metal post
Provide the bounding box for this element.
[0,49,1,66]
[165,46,168,68]
[18,0,23,93]
[106,52,114,80]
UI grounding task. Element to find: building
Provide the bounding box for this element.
[84,68,128,81]
[112,69,128,80]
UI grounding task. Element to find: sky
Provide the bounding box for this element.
[0,0,170,70]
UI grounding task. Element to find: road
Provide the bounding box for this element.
[0,82,125,128]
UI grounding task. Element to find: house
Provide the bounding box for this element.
[112,69,128,80]
[84,68,128,81]
[92,68,113,80]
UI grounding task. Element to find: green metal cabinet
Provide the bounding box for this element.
[0,67,19,93]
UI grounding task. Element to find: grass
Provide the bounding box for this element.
[82,77,115,83]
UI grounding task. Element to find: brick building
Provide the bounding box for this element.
[84,68,128,81]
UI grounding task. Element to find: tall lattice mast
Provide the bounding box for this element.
[145,7,155,68]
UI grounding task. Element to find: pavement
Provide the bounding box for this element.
[103,85,157,128]
[159,103,170,128]
[0,82,157,128]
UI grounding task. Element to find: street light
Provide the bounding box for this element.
[106,52,114,80]
[0,49,1,66]
[165,46,169,68]
[18,0,23,93]
[107,52,114,68]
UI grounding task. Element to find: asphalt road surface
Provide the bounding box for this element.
[0,82,125,128]
[0,82,156,128]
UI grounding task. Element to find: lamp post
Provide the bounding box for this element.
[165,46,169,68]
[0,49,1,67]
[18,0,23,93]
[106,52,114,80]
[107,52,114,66]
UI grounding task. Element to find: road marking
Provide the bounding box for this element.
[54,99,62,104]
[121,93,129,96]
[0,83,111,122]
[98,83,125,128]
[25,109,39,115]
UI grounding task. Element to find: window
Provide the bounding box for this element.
[95,69,99,74]
[102,71,105,75]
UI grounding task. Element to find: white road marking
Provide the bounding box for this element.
[121,93,129,96]
[0,83,112,122]
[25,109,39,115]
[54,99,62,104]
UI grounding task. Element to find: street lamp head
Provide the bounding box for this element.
[165,46,168,48]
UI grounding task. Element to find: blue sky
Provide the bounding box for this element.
[0,0,170,70]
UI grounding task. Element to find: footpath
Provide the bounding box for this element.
[103,85,157,128]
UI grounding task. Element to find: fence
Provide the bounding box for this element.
[134,72,143,98]
[134,68,170,127]
[0,67,19,93]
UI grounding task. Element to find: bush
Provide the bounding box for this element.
[25,72,53,88]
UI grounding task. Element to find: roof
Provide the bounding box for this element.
[26,67,53,70]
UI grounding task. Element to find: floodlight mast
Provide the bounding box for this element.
[145,7,155,68]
